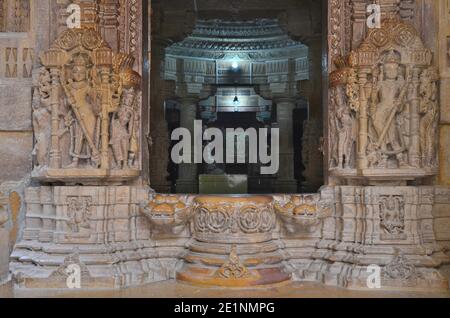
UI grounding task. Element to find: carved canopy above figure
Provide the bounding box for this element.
[31,28,142,183]
[329,18,439,183]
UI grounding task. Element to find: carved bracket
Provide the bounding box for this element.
[140,194,194,236]
[273,194,333,235]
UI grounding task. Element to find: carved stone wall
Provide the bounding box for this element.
[10,186,185,288]
[1,0,450,293]
[437,0,450,186]
[0,191,9,282]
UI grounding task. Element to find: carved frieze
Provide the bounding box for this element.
[31,28,142,183]
[193,196,276,238]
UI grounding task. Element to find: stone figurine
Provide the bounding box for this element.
[62,54,101,168]
[369,50,409,168]
[419,67,439,168]
[334,85,356,169]
[110,88,137,169]
[31,28,142,182]
[32,68,52,168]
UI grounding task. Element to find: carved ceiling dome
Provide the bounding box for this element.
[166,19,307,60]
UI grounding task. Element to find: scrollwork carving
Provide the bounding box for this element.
[193,196,276,235]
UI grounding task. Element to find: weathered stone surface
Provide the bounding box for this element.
[0,132,32,182]
[0,80,32,131]
[439,125,450,185]
[0,192,9,283]
[0,230,9,282]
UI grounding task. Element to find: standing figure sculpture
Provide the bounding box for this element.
[419,67,438,168]
[334,86,356,169]
[32,68,52,168]
[62,54,101,168]
[110,88,136,169]
[369,50,409,168]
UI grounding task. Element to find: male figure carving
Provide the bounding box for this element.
[370,51,409,168]
[62,54,101,168]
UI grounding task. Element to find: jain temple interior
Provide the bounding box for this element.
[1,0,450,298]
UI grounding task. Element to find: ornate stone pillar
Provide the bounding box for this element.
[274,99,297,193]
[176,98,198,194]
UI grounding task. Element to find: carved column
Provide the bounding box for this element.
[98,0,120,52]
[357,70,369,170]
[274,99,297,193]
[176,98,198,194]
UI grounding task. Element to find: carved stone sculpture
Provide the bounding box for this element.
[329,57,357,171]
[0,192,8,228]
[140,194,193,236]
[32,68,52,168]
[177,195,289,287]
[419,67,439,168]
[329,17,438,182]
[31,28,142,183]
[379,195,406,240]
[273,194,332,234]
[368,50,410,168]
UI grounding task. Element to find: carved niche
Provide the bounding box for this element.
[329,17,439,181]
[31,28,142,183]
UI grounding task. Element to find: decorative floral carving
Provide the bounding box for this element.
[383,250,418,280]
[193,196,276,235]
[215,245,250,279]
